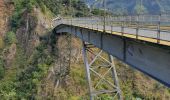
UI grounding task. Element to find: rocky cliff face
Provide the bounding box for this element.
[3,43,16,68]
[0,0,15,68]
[15,7,51,56]
[0,1,50,68]
[0,0,7,37]
[16,11,39,56]
[0,5,40,67]
[0,0,13,37]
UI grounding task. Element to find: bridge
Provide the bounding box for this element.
[53,14,170,99]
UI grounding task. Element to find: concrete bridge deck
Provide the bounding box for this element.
[57,18,170,46]
[53,18,170,87]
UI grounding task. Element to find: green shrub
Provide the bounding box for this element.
[39,2,47,14]
[11,0,37,31]
[0,37,4,49]
[97,94,113,100]
[0,58,4,79]
[5,31,17,45]
[11,11,23,30]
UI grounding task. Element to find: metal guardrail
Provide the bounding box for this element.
[54,14,170,43]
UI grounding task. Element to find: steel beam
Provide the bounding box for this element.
[54,25,170,87]
[109,55,122,100]
[82,42,93,100]
[82,42,122,99]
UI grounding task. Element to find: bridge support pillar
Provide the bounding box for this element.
[82,42,122,100]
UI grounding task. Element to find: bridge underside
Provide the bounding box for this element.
[54,24,170,87]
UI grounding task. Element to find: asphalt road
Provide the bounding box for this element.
[56,19,170,41]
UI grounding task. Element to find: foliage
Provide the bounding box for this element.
[0,57,4,79]
[14,0,36,12]
[0,37,4,49]
[0,45,25,99]
[91,8,113,16]
[5,31,17,45]
[36,0,90,17]
[0,80,17,99]
[91,9,105,16]
[15,41,53,99]
[0,40,53,99]
[39,2,47,14]
[11,10,23,30]
[134,4,148,15]
[98,94,114,100]
[11,0,36,31]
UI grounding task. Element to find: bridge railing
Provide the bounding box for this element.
[54,14,170,43]
[58,15,170,29]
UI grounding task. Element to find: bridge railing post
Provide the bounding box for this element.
[84,18,86,28]
[109,55,123,100]
[109,16,112,32]
[92,17,93,30]
[151,15,153,26]
[84,18,87,28]
[136,15,139,39]
[82,42,93,100]
[111,16,113,34]
[121,16,124,36]
[97,18,99,31]
[157,14,161,43]
[141,14,144,29]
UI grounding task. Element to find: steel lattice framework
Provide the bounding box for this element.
[82,42,122,100]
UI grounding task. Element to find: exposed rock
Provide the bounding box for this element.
[3,43,16,68]
[15,7,52,57]
[0,0,13,37]
[33,7,52,36]
[71,37,82,63]
[16,11,39,56]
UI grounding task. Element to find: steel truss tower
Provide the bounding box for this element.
[82,42,122,100]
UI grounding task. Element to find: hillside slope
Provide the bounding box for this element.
[88,0,170,14]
